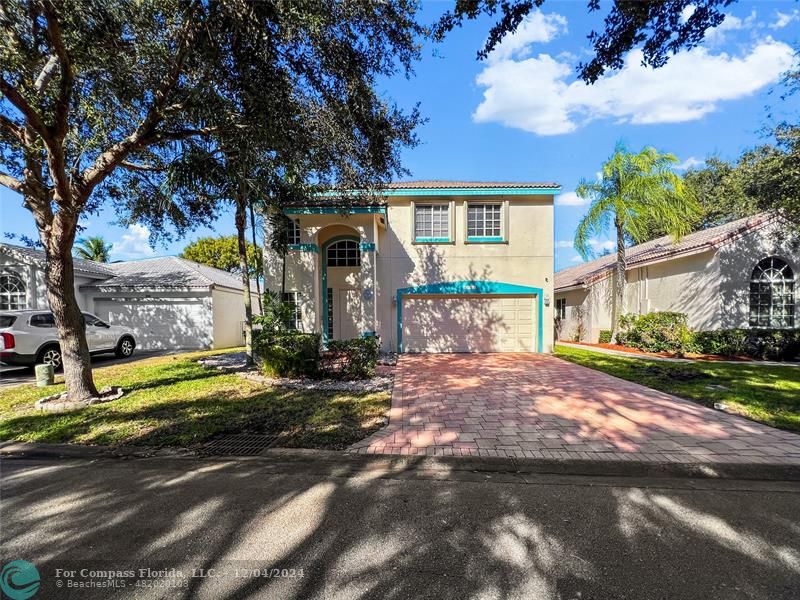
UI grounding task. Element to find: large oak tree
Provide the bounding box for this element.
[0,0,422,400]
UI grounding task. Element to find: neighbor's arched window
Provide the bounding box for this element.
[749,257,795,328]
[0,272,26,310]
[326,240,360,267]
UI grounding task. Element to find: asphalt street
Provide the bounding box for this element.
[1,454,799,599]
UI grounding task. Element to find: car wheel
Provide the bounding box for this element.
[38,345,63,371]
[115,336,135,358]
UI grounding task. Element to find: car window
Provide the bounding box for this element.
[29,313,56,328]
[82,313,100,327]
[0,315,17,328]
[94,318,110,328]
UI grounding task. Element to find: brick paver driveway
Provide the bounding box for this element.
[349,353,800,464]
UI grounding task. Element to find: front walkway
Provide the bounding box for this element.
[349,353,800,464]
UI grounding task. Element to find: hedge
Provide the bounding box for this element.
[615,312,694,355]
[254,332,322,378]
[693,329,800,361]
[320,336,380,380]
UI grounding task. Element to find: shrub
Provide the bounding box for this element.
[598,330,613,344]
[320,336,380,380]
[615,312,694,355]
[255,332,321,378]
[693,329,800,360]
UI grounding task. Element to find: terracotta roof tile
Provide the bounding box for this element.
[555,212,776,291]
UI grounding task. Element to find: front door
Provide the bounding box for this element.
[337,288,361,340]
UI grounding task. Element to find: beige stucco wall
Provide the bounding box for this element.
[555,220,800,341]
[264,193,556,352]
[0,251,97,311]
[211,287,249,348]
[718,220,800,328]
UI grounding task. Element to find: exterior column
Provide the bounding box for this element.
[359,240,377,337]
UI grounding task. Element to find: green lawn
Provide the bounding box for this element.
[0,349,389,449]
[555,344,800,432]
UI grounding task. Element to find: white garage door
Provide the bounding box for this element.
[403,295,536,353]
[94,298,213,350]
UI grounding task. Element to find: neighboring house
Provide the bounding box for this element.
[554,213,799,343]
[0,244,259,350]
[263,180,559,353]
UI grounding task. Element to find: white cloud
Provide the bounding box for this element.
[676,156,705,171]
[111,224,155,260]
[488,10,568,62]
[704,11,758,44]
[588,239,615,253]
[474,37,794,136]
[555,240,574,248]
[556,191,589,206]
[770,10,799,29]
[570,255,583,263]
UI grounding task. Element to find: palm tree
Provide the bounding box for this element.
[574,143,700,337]
[74,236,112,263]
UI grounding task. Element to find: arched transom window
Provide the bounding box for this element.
[0,273,27,310]
[326,240,360,267]
[749,257,795,328]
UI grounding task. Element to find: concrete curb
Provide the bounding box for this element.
[2,442,799,482]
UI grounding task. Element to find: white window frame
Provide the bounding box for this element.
[412,201,452,243]
[282,291,301,330]
[287,218,300,246]
[464,200,508,244]
[555,298,566,320]
[326,240,361,267]
[0,272,26,310]
[749,256,795,328]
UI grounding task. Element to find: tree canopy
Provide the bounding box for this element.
[0,0,424,401]
[181,236,261,278]
[434,0,734,82]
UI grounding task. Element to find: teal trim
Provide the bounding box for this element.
[320,235,361,346]
[288,243,319,253]
[381,187,559,197]
[361,331,377,338]
[466,236,504,243]
[359,242,376,251]
[414,237,450,243]
[285,206,387,215]
[396,280,544,353]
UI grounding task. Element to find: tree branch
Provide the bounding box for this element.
[0,171,25,193]
[33,55,59,93]
[120,161,165,172]
[0,113,25,142]
[77,5,199,202]
[0,76,50,142]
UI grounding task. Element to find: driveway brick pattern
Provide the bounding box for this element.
[349,353,800,464]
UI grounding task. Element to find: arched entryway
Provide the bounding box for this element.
[319,226,363,343]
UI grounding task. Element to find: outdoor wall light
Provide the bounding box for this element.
[544,294,551,307]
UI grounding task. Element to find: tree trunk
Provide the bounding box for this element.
[611,213,627,340]
[235,187,254,366]
[248,199,263,314]
[280,251,287,298]
[43,218,99,401]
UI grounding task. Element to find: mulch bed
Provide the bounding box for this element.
[569,341,753,362]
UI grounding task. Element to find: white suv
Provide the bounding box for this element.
[0,310,136,369]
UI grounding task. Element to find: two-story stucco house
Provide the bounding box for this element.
[263,180,560,353]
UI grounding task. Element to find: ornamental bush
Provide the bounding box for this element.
[254,332,322,378]
[615,312,694,355]
[598,330,613,344]
[693,329,800,361]
[320,336,380,380]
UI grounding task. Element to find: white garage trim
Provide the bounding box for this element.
[396,281,544,353]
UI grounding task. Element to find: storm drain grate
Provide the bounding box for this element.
[202,434,282,456]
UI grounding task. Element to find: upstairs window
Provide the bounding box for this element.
[287,219,300,245]
[326,240,360,267]
[467,203,502,241]
[749,256,795,328]
[0,273,26,310]
[414,204,449,242]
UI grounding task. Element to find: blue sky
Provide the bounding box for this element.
[1,1,798,270]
